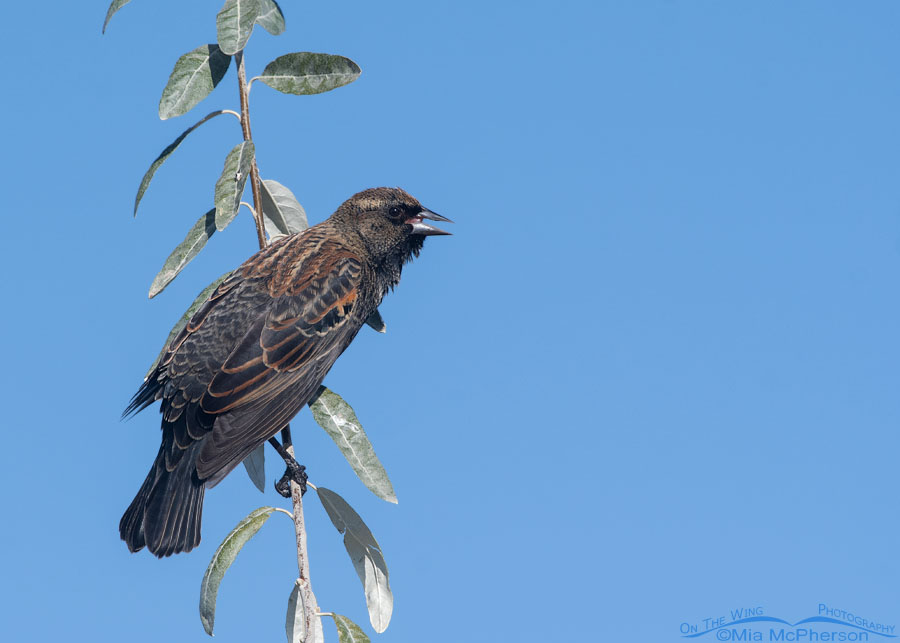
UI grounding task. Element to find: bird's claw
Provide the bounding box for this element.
[275,461,307,498]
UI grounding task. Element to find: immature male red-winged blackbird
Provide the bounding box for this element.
[120,187,451,557]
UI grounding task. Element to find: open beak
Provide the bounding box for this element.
[406,207,453,236]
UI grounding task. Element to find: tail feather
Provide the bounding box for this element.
[119,456,158,552]
[120,441,205,558]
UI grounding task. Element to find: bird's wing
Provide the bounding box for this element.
[122,271,244,419]
[160,270,276,472]
[165,270,244,366]
[195,246,365,482]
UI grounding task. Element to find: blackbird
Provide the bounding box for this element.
[120,187,451,557]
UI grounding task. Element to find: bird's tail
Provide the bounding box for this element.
[119,440,206,558]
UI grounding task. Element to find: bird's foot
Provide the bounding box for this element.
[275,460,308,498]
[268,433,308,498]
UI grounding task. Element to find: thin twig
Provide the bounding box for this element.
[234,50,267,251]
[280,424,321,641]
[236,50,321,640]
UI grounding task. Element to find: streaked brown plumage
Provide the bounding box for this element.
[120,187,450,557]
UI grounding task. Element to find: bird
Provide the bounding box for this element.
[120,187,451,557]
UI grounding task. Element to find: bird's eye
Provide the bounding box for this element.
[389,206,401,218]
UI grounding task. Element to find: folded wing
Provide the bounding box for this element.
[196,246,365,483]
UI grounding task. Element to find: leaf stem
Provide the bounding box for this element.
[234,50,268,251]
[239,201,257,218]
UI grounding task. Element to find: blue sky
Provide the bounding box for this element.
[2,1,899,641]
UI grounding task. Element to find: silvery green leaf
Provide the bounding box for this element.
[258,53,361,95]
[148,209,216,299]
[145,272,231,378]
[364,309,386,334]
[102,0,131,33]
[285,580,307,643]
[261,179,308,239]
[256,0,285,35]
[159,45,231,120]
[214,141,255,230]
[242,443,266,493]
[309,387,396,503]
[312,614,325,643]
[333,614,370,643]
[134,110,234,217]
[316,487,393,633]
[216,0,260,55]
[200,506,276,635]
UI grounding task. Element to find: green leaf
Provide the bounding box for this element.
[285,580,306,643]
[316,488,393,633]
[199,506,276,635]
[260,179,308,239]
[364,309,386,334]
[309,387,396,503]
[102,0,131,34]
[256,0,285,35]
[159,45,231,120]
[145,272,231,378]
[214,141,255,231]
[148,209,216,299]
[332,615,370,643]
[216,0,260,55]
[242,443,266,493]
[258,53,361,95]
[313,616,325,643]
[134,110,236,217]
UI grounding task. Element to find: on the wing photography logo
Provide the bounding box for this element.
[679,604,895,641]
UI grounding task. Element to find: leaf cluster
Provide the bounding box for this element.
[105,2,397,641]
[126,11,359,298]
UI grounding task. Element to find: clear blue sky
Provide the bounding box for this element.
[2,1,899,641]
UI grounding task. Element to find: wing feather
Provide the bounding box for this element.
[196,249,366,481]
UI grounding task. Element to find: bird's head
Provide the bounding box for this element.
[334,187,452,264]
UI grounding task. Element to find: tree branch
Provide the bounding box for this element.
[281,425,321,641]
[234,50,268,251]
[237,49,321,640]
